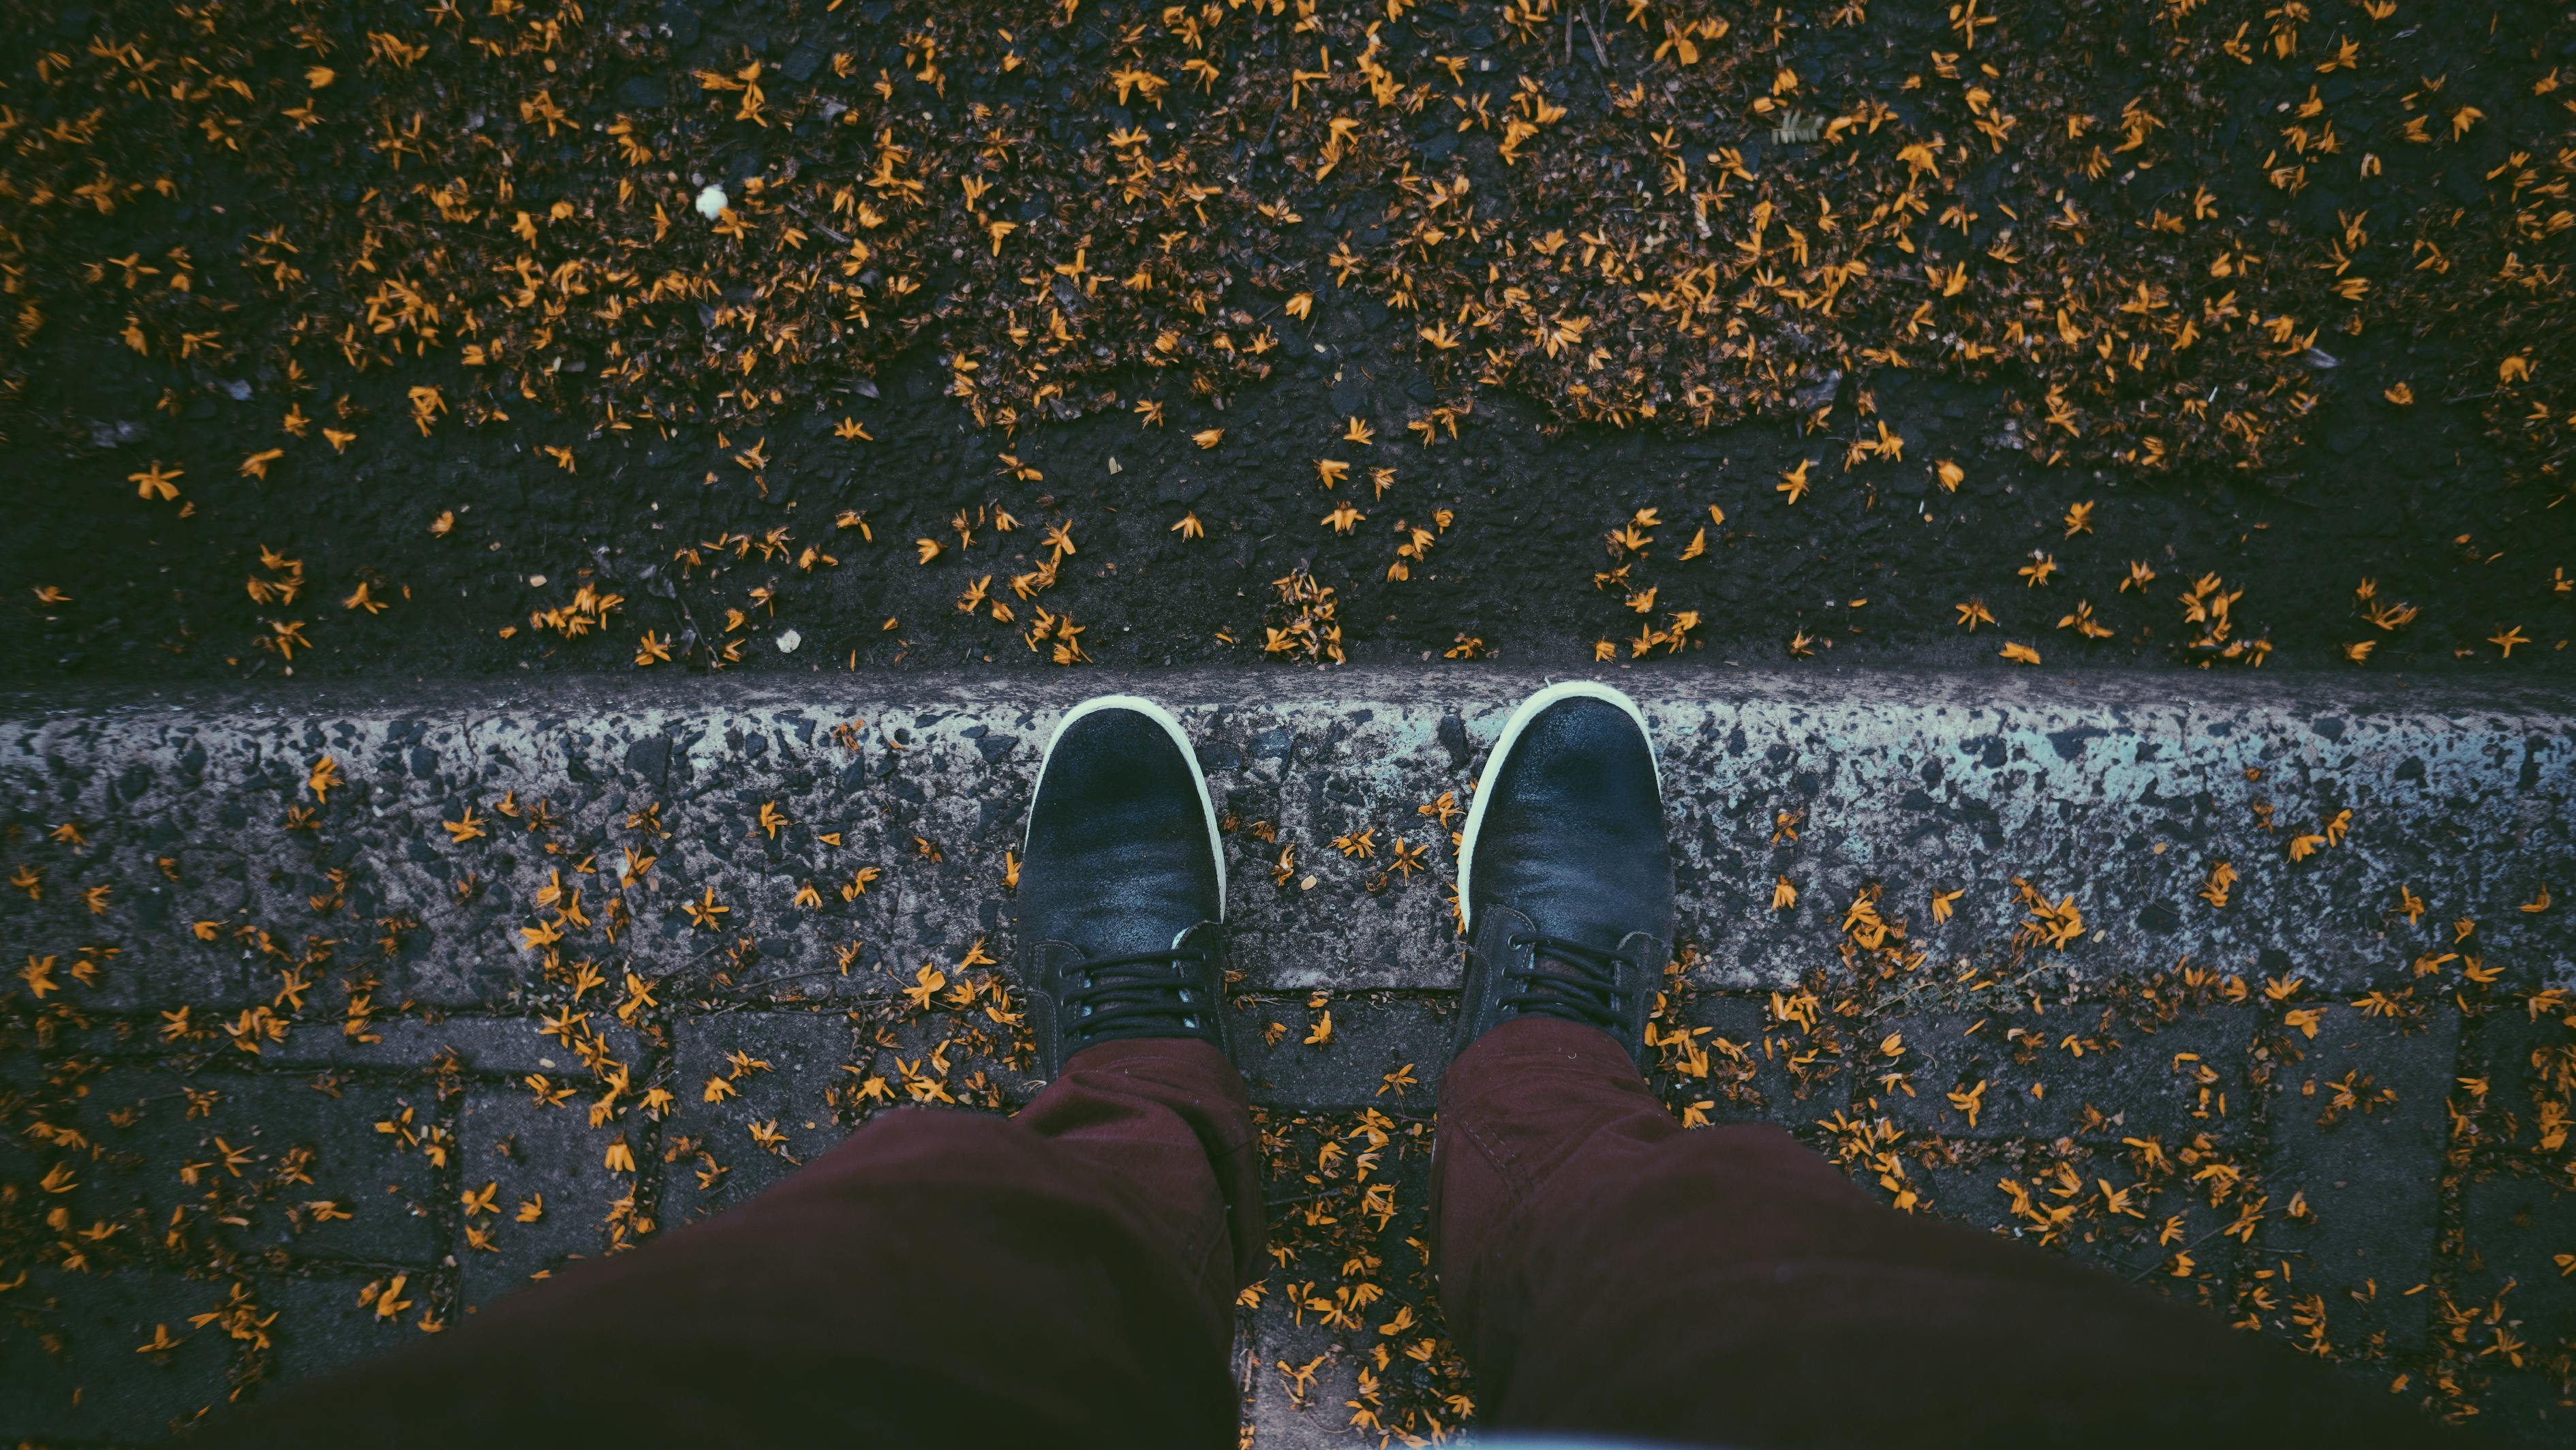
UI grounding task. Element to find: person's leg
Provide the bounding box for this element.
[212,1036,1259,1447]
[1435,1016,2438,1447]
[204,695,1258,1448]
[1435,681,2444,1448]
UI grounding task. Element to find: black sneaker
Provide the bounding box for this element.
[1017,694,1230,1076]
[1455,682,1674,1065]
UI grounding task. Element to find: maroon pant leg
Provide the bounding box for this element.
[206,1038,1262,1449]
[1432,1016,2449,1448]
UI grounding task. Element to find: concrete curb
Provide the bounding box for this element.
[4,667,2569,1007]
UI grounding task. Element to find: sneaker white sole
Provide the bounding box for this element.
[1454,680,1659,933]
[1026,693,1227,920]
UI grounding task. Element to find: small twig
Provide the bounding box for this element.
[666,586,707,665]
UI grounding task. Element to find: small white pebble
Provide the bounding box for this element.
[1106,456,1122,474]
[776,628,803,654]
[527,574,547,588]
[695,183,729,219]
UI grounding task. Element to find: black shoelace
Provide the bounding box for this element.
[1499,933,1634,1033]
[1062,946,1212,1042]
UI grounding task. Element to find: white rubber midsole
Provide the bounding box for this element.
[1454,680,1658,933]
[1026,693,1227,920]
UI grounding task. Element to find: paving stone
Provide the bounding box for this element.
[2049,1148,2241,1295]
[1877,1003,2260,1143]
[1242,1135,1443,1446]
[2451,997,2576,1398]
[1903,1148,2024,1223]
[1233,993,1454,1111]
[1673,991,1843,1130]
[1876,1138,2247,1320]
[1,1008,173,1062]
[664,1010,857,1222]
[2469,1372,2576,1447]
[2456,1170,2576,1372]
[262,1270,423,1387]
[453,1087,632,1313]
[1242,1305,1372,1448]
[1232,993,1834,1122]
[2258,1003,2464,1361]
[266,1011,649,1076]
[855,1008,1041,1108]
[0,1268,238,1443]
[62,1067,442,1264]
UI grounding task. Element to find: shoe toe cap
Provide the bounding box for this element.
[1470,695,1672,946]
[1022,701,1224,956]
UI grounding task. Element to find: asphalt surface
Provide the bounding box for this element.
[10,1,2575,682]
